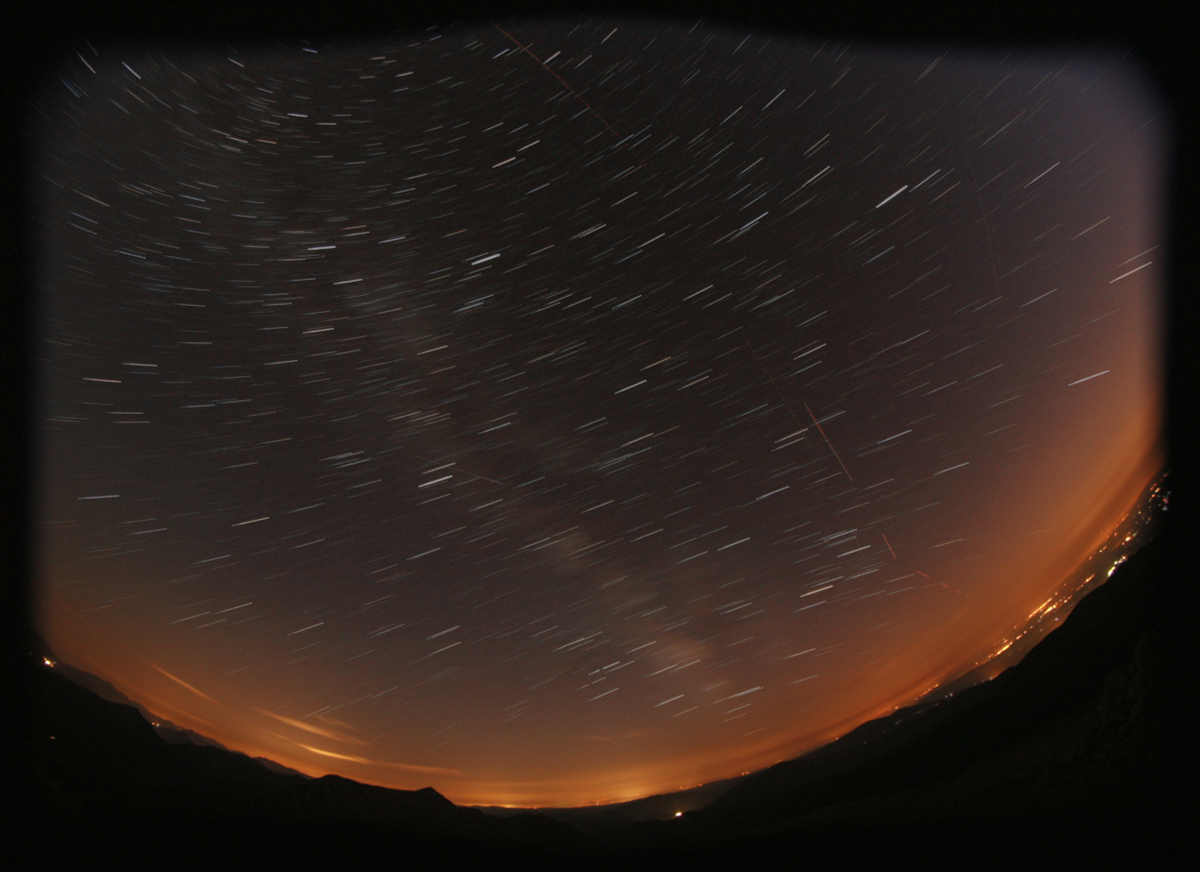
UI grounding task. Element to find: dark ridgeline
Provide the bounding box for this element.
[16,641,585,869]
[14,500,1187,870]
[9,2,1193,871]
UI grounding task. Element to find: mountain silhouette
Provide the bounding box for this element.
[14,500,1186,870]
[7,4,1193,870]
[607,516,1186,870]
[15,653,587,869]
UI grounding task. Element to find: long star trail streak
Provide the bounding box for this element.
[734,326,813,453]
[493,22,670,195]
[804,402,854,483]
[882,532,897,560]
[493,23,612,131]
[34,21,1164,808]
[411,456,505,487]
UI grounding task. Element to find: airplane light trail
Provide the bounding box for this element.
[804,402,854,482]
[882,532,898,560]
[493,23,666,193]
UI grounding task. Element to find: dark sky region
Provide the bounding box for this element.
[31,19,1165,807]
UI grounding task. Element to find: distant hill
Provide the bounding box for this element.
[697,528,1179,828]
[15,658,589,869]
[33,636,164,724]
[605,514,1189,867]
[474,775,746,831]
[31,634,311,778]
[13,507,1187,869]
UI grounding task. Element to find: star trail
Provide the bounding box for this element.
[33,20,1164,807]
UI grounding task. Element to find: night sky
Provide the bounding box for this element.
[32,20,1164,807]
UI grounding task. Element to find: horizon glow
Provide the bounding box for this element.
[34,20,1165,807]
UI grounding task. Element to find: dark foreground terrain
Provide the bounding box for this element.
[13,512,1190,870]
